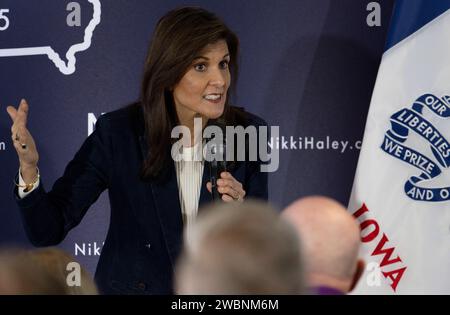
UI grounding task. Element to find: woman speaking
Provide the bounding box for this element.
[6,7,268,294]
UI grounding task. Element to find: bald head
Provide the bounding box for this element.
[282,196,363,292]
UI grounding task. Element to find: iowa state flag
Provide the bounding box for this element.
[349,0,450,294]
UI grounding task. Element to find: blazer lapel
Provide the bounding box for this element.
[139,135,183,269]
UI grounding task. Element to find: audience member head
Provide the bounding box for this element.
[30,247,98,295]
[0,248,66,294]
[282,196,364,294]
[175,200,305,294]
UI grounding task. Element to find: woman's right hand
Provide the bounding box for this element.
[6,99,39,182]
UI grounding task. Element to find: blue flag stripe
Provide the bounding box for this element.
[385,0,450,52]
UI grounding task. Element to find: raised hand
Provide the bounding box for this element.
[6,99,39,182]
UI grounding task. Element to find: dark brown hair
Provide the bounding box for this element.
[140,7,240,180]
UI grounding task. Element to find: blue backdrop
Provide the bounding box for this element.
[0,0,394,275]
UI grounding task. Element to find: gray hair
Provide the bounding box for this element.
[176,200,305,294]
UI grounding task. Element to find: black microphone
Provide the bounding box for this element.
[208,123,227,202]
[210,146,227,201]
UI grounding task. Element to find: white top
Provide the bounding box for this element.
[174,141,205,242]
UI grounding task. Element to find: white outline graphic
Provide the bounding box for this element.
[0,0,101,75]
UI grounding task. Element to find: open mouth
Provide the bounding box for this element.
[203,93,223,102]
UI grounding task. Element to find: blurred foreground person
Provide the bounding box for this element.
[175,200,305,294]
[0,248,66,294]
[282,196,365,295]
[30,247,98,295]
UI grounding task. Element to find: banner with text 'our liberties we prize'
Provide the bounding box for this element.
[349,0,450,294]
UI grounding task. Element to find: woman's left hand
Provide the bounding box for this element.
[207,172,246,202]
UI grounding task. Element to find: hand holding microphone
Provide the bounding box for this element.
[204,122,246,202]
[207,171,246,202]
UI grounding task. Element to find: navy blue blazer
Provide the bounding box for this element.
[15,104,268,294]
